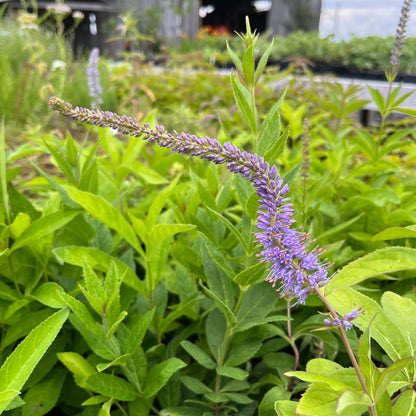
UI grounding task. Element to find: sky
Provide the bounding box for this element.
[320,0,416,38]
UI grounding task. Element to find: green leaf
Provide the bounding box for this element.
[59,292,103,336]
[53,246,146,295]
[242,42,255,85]
[21,367,66,416]
[98,399,113,416]
[317,214,363,242]
[145,175,181,229]
[259,386,288,416]
[32,282,67,309]
[325,247,416,293]
[181,376,213,395]
[284,371,353,391]
[372,226,416,242]
[199,233,235,279]
[160,407,203,416]
[357,323,376,396]
[57,352,96,383]
[180,341,216,370]
[221,380,250,392]
[258,90,286,157]
[375,357,416,403]
[204,205,249,254]
[8,183,40,221]
[63,186,145,257]
[225,338,262,366]
[0,309,69,413]
[216,366,248,381]
[393,107,416,117]
[235,282,277,324]
[254,40,274,84]
[221,392,252,404]
[43,141,76,183]
[230,73,257,134]
[158,295,201,335]
[206,308,227,362]
[9,212,30,240]
[392,390,416,416]
[367,86,386,114]
[226,42,244,75]
[148,224,196,255]
[233,262,266,287]
[3,396,25,411]
[275,400,298,416]
[10,209,81,252]
[143,358,187,399]
[381,291,416,370]
[336,390,373,414]
[125,310,155,355]
[264,126,289,164]
[121,162,168,185]
[326,288,409,362]
[0,281,18,301]
[96,354,131,372]
[106,311,127,339]
[296,383,342,416]
[32,163,78,207]
[234,315,287,333]
[0,391,20,407]
[82,396,110,406]
[200,282,237,325]
[65,131,78,167]
[84,373,138,401]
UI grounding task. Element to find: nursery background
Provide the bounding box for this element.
[1,0,416,415]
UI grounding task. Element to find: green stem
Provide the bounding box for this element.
[314,287,377,415]
[286,298,300,392]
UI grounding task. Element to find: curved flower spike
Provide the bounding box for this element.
[49,97,359,328]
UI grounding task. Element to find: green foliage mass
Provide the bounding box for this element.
[1,9,416,416]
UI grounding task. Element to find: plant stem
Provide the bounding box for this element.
[313,287,377,415]
[286,298,300,392]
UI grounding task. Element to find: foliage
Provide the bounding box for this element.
[173,30,416,75]
[1,9,416,416]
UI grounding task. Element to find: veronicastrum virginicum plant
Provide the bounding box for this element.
[47,15,416,416]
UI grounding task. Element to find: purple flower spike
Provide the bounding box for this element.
[87,48,103,110]
[390,0,412,72]
[48,97,336,308]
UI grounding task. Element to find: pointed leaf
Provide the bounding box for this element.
[367,86,386,114]
[126,310,155,355]
[21,367,66,416]
[325,247,416,293]
[143,358,186,398]
[10,210,81,252]
[0,309,69,413]
[180,341,216,370]
[53,246,146,295]
[372,226,416,242]
[258,90,286,157]
[230,73,257,134]
[63,186,144,257]
[84,373,138,401]
[216,366,248,380]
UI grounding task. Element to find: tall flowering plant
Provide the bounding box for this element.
[47,12,416,416]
